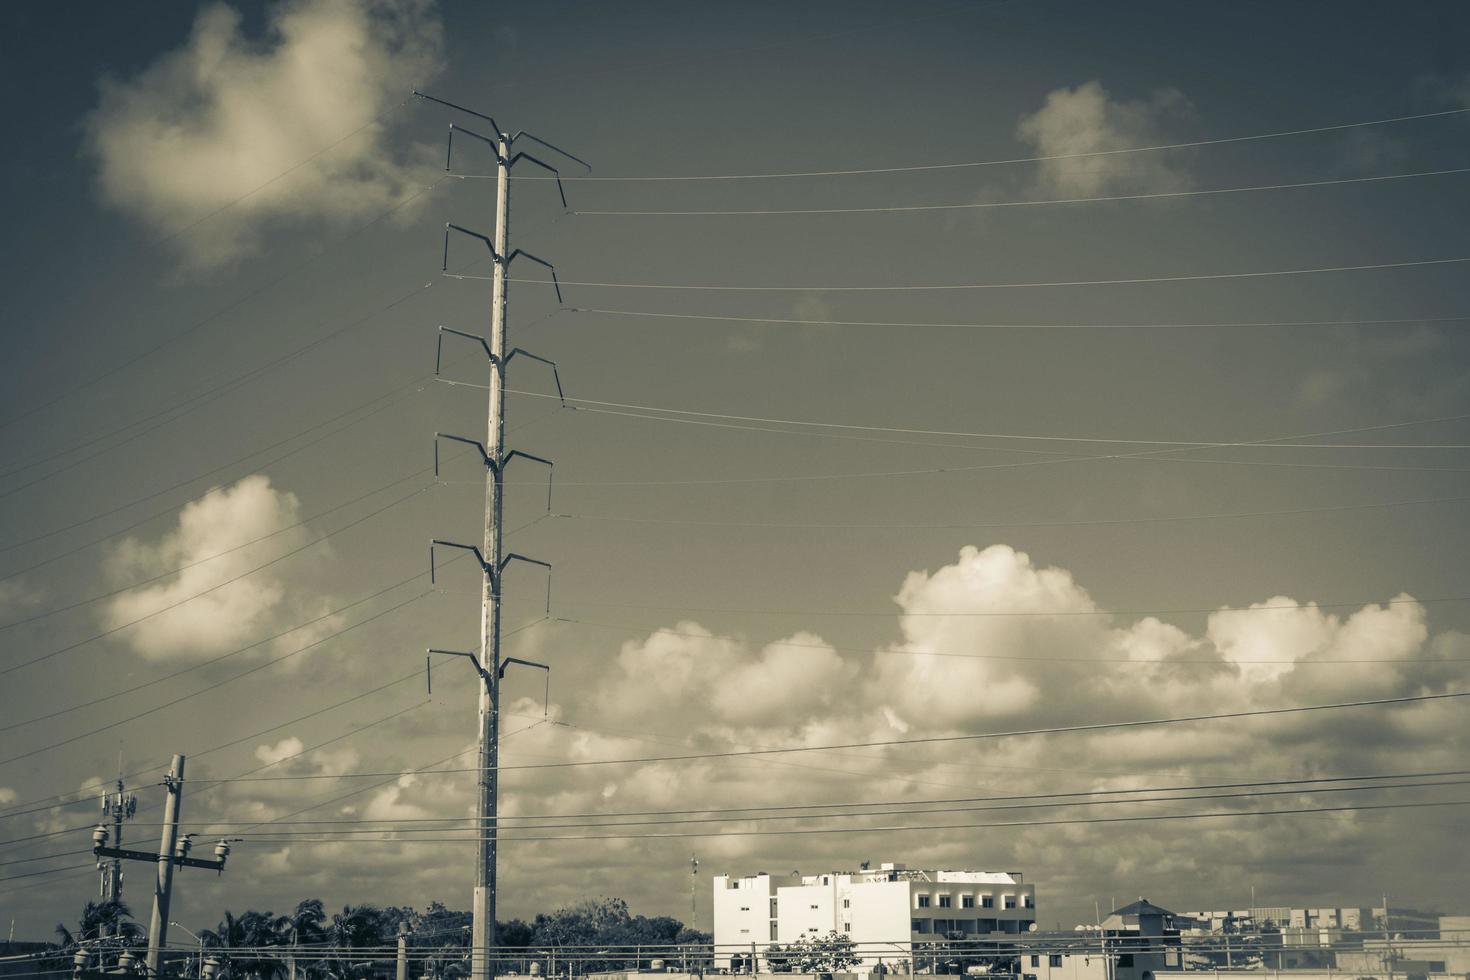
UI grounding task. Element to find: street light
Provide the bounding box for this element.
[170,922,204,978]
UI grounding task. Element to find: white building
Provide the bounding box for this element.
[712,862,1037,969]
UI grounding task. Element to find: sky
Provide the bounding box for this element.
[2,0,1470,943]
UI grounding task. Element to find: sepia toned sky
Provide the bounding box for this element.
[3,0,1470,940]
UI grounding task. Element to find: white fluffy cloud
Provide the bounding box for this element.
[1016,80,1194,198]
[69,543,1467,926]
[103,474,335,661]
[85,0,442,267]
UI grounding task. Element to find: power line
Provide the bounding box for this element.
[437,381,1470,484]
[551,615,1470,664]
[0,592,432,767]
[564,593,1469,619]
[572,165,1470,215]
[570,306,1470,332]
[182,689,1470,780]
[0,170,439,438]
[484,106,1470,181]
[0,461,439,633]
[214,778,1470,837]
[0,482,434,678]
[547,491,1470,532]
[477,385,1470,450]
[230,798,1470,844]
[0,569,432,731]
[189,767,1470,825]
[488,255,1470,292]
[0,96,427,434]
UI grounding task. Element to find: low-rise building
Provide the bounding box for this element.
[711,863,1037,970]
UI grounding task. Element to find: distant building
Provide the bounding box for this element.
[1177,905,1438,937]
[711,862,1036,969]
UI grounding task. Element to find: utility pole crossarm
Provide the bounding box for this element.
[429,539,490,582]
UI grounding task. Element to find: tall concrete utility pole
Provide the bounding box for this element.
[145,754,184,978]
[416,88,583,980]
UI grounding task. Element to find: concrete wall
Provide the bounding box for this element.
[714,874,778,969]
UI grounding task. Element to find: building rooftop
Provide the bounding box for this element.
[1111,899,1179,917]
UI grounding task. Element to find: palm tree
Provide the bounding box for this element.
[328,906,387,980]
[204,909,286,980]
[274,900,327,980]
[56,900,144,947]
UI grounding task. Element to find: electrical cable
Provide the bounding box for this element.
[572,165,1470,215]
[567,307,1470,333]
[179,689,1470,780]
[0,180,444,490]
[551,615,1470,664]
[571,306,1470,332]
[0,593,433,767]
[548,491,1470,533]
[211,778,1470,836]
[485,106,1470,182]
[229,797,1470,843]
[182,767,1470,825]
[0,482,435,678]
[489,255,1470,293]
[0,103,427,434]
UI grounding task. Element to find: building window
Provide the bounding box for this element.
[912,920,922,933]
[939,896,953,909]
[1024,895,1035,909]
[770,924,777,941]
[770,900,778,916]
[962,895,975,909]
[1050,956,1063,967]
[981,896,994,909]
[739,929,750,935]
[918,895,932,908]
[739,906,750,912]
[810,905,819,910]
[843,899,851,909]
[1004,895,1017,910]
[1030,956,1040,968]
[843,923,851,933]
[1117,956,1134,968]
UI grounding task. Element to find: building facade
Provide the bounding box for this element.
[712,863,1037,970]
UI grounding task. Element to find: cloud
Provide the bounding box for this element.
[84,0,442,267]
[76,544,1469,929]
[102,474,338,661]
[255,736,307,766]
[1015,80,1194,198]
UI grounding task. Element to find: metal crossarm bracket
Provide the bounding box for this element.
[504,349,567,405]
[434,432,490,477]
[443,224,563,302]
[426,648,488,693]
[504,450,555,511]
[498,656,552,717]
[436,326,492,374]
[499,553,553,613]
[429,539,489,583]
[445,123,571,207]
[413,90,502,140]
[508,131,592,173]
